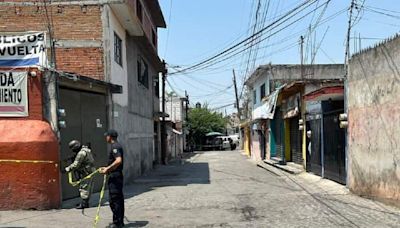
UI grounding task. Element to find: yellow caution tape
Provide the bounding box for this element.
[68,169,100,187]
[93,174,108,228]
[67,169,108,228]
[0,159,55,164]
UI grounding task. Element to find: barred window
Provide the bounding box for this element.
[114,32,122,66]
[137,56,149,88]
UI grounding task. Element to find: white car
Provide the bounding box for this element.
[228,135,240,150]
[215,136,231,150]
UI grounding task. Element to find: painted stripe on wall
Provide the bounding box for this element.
[0,57,39,67]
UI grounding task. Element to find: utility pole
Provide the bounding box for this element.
[345,0,356,77]
[300,36,304,80]
[343,0,356,186]
[161,60,167,165]
[185,90,189,121]
[232,69,241,120]
[185,90,189,152]
[233,69,243,148]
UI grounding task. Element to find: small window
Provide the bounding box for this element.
[253,90,257,104]
[152,29,157,46]
[114,32,122,66]
[137,56,149,88]
[137,0,143,23]
[155,77,160,97]
[260,83,266,100]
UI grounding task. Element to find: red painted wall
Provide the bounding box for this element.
[0,70,60,209]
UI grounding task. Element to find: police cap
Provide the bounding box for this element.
[104,129,118,138]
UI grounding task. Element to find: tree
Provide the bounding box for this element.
[187,105,228,146]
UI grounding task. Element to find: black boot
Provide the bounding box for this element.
[75,199,89,209]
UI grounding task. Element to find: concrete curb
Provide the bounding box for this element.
[262,159,303,175]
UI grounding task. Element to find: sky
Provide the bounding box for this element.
[157,0,400,115]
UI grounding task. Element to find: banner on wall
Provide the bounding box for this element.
[0,32,47,67]
[0,71,28,117]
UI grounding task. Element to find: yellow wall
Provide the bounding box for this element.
[245,127,251,156]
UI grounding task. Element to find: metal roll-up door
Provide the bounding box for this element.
[289,117,302,164]
[59,88,108,200]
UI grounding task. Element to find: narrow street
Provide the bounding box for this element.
[1,150,400,228]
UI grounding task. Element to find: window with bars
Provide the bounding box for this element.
[260,83,266,100]
[137,56,149,88]
[114,32,122,66]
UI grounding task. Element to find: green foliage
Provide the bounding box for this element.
[188,106,228,145]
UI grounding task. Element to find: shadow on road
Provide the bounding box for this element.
[123,153,210,199]
[62,152,210,208]
[123,220,149,227]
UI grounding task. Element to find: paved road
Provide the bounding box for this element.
[1,150,400,227]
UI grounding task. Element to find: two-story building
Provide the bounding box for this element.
[163,93,188,159]
[0,0,165,209]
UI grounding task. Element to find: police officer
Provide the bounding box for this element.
[99,130,125,228]
[65,140,96,209]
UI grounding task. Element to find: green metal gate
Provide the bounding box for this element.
[59,88,108,200]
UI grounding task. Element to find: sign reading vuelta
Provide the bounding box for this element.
[0,32,46,67]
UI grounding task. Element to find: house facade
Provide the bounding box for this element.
[163,94,188,158]
[245,64,346,184]
[0,0,165,209]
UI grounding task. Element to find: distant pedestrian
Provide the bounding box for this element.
[99,129,125,228]
[65,140,96,209]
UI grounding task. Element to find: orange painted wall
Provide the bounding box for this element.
[0,70,60,209]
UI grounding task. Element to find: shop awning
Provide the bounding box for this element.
[252,85,285,120]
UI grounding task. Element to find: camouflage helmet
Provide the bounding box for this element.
[68,140,81,151]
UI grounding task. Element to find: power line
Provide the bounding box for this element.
[194,4,345,80]
[178,0,331,76]
[163,0,173,59]
[170,0,321,75]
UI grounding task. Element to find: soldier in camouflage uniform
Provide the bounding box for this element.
[65,140,96,209]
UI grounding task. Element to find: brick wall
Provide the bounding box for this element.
[0,3,104,80]
[56,48,104,80]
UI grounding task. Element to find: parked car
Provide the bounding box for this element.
[202,135,231,151]
[228,134,240,150]
[215,136,231,150]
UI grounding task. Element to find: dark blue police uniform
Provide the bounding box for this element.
[108,142,124,227]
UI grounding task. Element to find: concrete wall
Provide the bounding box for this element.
[251,77,270,109]
[348,35,400,202]
[101,4,162,182]
[165,96,184,122]
[109,7,128,106]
